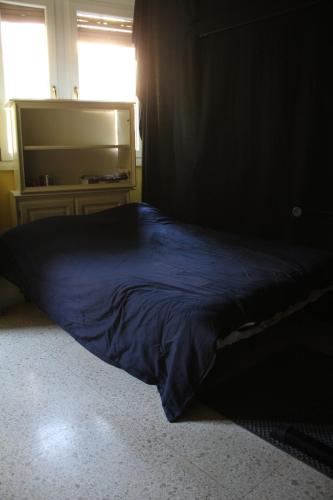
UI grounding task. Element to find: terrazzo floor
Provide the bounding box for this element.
[0,302,332,500]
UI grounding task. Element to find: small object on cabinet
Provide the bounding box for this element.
[80,172,129,184]
[39,174,55,186]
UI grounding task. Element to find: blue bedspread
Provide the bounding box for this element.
[0,203,332,421]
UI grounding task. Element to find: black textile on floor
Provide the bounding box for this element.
[199,348,333,478]
[2,203,332,422]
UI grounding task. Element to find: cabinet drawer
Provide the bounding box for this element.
[15,197,74,224]
[10,190,130,225]
[75,191,129,215]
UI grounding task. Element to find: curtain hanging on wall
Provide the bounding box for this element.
[133,0,199,222]
[133,0,332,246]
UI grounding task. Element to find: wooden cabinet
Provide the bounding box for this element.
[74,191,129,215]
[11,190,129,225]
[7,99,136,224]
[11,195,75,224]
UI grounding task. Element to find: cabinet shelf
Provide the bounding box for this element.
[23,144,131,151]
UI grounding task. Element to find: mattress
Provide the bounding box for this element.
[0,202,332,421]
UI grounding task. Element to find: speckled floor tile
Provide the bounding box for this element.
[0,349,123,459]
[143,411,288,499]
[0,305,227,500]
[244,458,333,499]
[27,314,168,417]
[52,329,319,498]
[0,302,72,353]
[0,405,228,500]
[1,303,332,500]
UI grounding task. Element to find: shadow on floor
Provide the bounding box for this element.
[199,347,333,478]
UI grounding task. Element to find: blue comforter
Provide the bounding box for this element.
[0,203,332,421]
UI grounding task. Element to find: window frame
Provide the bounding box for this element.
[65,1,140,164]
[0,0,139,167]
[0,0,58,91]
[62,0,134,100]
[0,0,57,162]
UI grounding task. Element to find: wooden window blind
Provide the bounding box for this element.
[77,12,133,46]
[0,3,45,23]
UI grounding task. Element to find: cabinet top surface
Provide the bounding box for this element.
[6,99,136,109]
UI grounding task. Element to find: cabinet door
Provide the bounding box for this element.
[16,197,74,224]
[75,191,129,215]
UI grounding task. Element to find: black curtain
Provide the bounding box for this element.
[133,0,333,248]
[133,0,198,222]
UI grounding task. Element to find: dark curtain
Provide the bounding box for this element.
[133,0,333,248]
[133,0,198,221]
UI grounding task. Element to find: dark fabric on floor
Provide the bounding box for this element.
[199,348,333,478]
[1,203,333,422]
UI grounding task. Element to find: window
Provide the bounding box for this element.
[0,3,50,102]
[75,10,140,154]
[76,12,136,102]
[0,1,55,160]
[0,0,138,164]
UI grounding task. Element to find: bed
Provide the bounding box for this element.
[0,202,332,421]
